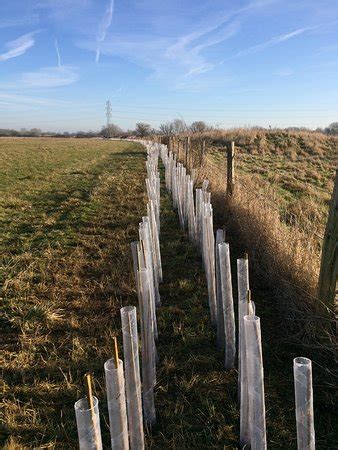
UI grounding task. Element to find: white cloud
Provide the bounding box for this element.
[0,15,39,29]
[19,66,78,88]
[231,25,319,59]
[275,68,294,76]
[55,39,61,67]
[0,92,70,106]
[76,0,278,91]
[0,32,37,62]
[96,0,114,63]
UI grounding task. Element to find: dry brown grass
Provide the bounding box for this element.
[1,138,148,448]
[166,128,336,339]
[2,135,336,448]
[160,130,337,447]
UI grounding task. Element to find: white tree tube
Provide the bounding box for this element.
[177,165,185,229]
[147,201,162,282]
[140,218,160,308]
[187,179,196,243]
[190,168,196,185]
[237,257,250,395]
[215,229,225,349]
[74,396,103,450]
[205,204,217,325]
[293,357,315,450]
[139,268,156,426]
[131,241,140,285]
[202,179,209,192]
[238,260,255,448]
[244,315,266,450]
[219,242,236,369]
[104,359,129,450]
[195,189,202,248]
[121,306,145,450]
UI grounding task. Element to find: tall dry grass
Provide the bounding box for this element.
[163,130,336,345]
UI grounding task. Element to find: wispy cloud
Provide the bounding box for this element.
[96,0,114,63]
[275,68,294,76]
[0,15,39,29]
[166,20,240,78]
[230,25,319,59]
[14,66,79,89]
[77,0,279,91]
[0,92,70,106]
[0,32,37,62]
[55,39,61,67]
[315,42,338,55]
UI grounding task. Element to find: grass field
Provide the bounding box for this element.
[1,137,336,448]
[1,138,148,447]
[192,129,337,237]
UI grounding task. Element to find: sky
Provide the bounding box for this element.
[0,0,337,132]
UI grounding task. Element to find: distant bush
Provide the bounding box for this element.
[325,122,338,135]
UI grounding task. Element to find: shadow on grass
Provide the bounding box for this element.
[149,174,239,449]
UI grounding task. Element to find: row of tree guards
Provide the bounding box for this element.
[163,134,337,308]
[74,141,315,449]
[163,135,236,196]
[74,144,161,449]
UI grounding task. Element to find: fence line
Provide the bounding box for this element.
[73,140,316,449]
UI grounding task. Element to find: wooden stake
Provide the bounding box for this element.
[84,373,102,448]
[185,136,190,168]
[113,336,119,368]
[85,373,94,410]
[318,169,338,306]
[201,140,205,167]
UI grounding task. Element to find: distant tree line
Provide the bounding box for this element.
[1,122,337,138]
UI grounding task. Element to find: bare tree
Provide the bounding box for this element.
[172,118,186,134]
[325,122,338,135]
[135,122,152,137]
[159,122,175,136]
[101,124,123,138]
[190,121,208,133]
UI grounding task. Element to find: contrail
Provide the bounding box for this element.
[55,38,61,67]
[96,0,114,63]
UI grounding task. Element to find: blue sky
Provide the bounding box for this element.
[0,0,337,132]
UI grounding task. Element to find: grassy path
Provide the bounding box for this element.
[150,181,238,448]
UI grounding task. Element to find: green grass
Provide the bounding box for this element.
[1,138,148,448]
[1,137,336,449]
[150,186,239,448]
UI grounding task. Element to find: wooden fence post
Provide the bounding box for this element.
[200,140,206,167]
[318,169,338,306]
[227,141,235,196]
[185,137,190,168]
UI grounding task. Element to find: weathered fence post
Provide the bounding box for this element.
[179,137,182,161]
[318,169,338,306]
[200,140,205,167]
[185,136,190,168]
[227,141,235,196]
